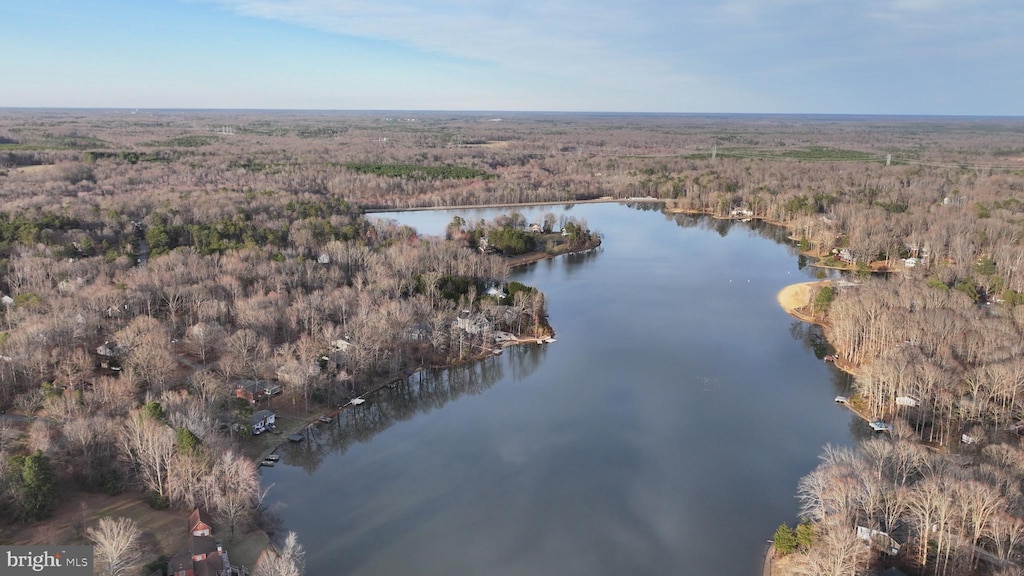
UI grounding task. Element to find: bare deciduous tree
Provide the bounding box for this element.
[185,321,226,366]
[119,411,175,501]
[86,516,144,576]
[211,450,260,537]
[791,526,868,576]
[253,531,305,576]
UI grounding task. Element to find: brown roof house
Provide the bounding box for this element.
[189,508,213,537]
[235,379,282,404]
[167,508,235,576]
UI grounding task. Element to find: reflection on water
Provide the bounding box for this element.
[672,213,802,255]
[787,320,854,393]
[279,345,548,472]
[788,320,831,360]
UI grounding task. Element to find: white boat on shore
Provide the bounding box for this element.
[869,420,893,432]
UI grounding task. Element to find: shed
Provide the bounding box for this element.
[188,508,213,537]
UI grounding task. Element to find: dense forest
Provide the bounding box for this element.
[0,110,1023,575]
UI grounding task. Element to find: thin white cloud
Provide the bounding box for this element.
[186,0,1022,113]
[205,1,650,71]
[885,0,966,12]
[189,0,726,111]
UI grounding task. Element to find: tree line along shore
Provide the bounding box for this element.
[1,111,1023,575]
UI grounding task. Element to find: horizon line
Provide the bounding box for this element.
[0,107,1022,120]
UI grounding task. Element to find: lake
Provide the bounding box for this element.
[259,203,858,575]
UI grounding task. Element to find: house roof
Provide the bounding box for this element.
[96,340,122,357]
[331,338,355,352]
[249,410,275,425]
[190,535,218,558]
[188,508,213,533]
[236,379,265,393]
[193,551,223,576]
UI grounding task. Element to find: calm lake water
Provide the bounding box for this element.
[260,203,859,576]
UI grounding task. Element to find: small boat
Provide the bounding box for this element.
[824,354,838,362]
[348,398,365,406]
[834,395,849,404]
[260,460,275,467]
[288,434,305,442]
[544,337,557,343]
[264,454,280,462]
[492,349,502,356]
[869,420,893,433]
[318,415,333,423]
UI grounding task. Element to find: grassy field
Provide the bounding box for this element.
[0,491,271,573]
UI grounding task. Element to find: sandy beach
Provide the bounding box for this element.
[776,281,822,323]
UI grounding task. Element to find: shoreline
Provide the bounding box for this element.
[776,280,858,378]
[363,196,666,213]
[249,242,593,464]
[253,331,561,465]
[776,282,867,420]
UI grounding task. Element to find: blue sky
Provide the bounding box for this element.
[2,0,1021,114]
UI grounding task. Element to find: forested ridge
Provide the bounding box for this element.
[1,110,1023,575]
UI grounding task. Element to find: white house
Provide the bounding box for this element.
[856,526,900,556]
[249,410,276,435]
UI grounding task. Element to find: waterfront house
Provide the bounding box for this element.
[249,409,276,435]
[856,525,901,556]
[454,310,490,335]
[895,395,919,407]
